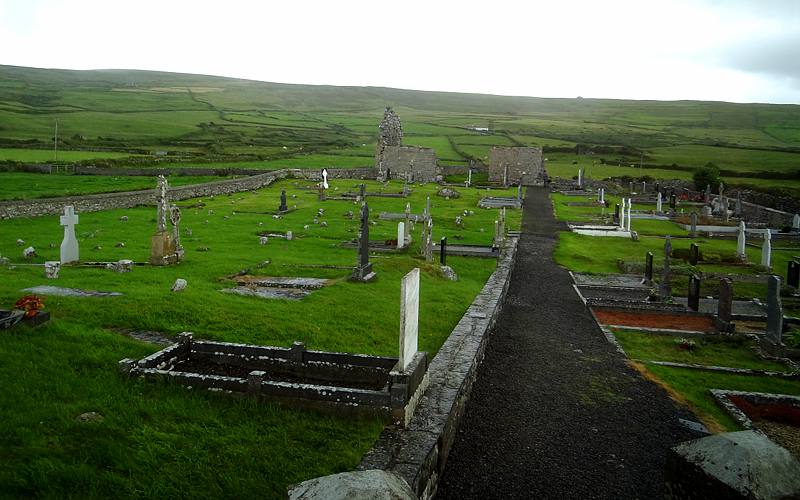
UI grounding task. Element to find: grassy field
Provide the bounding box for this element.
[0,179,521,498]
[0,172,229,200]
[1,64,800,196]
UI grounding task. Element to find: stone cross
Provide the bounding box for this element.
[404,203,412,243]
[350,202,375,281]
[690,212,697,237]
[626,198,632,232]
[398,268,420,371]
[656,192,662,213]
[156,175,169,232]
[424,218,433,262]
[619,199,626,230]
[59,205,79,264]
[766,275,783,345]
[659,236,672,298]
[787,260,799,289]
[170,205,183,251]
[717,278,734,330]
[761,230,772,269]
[689,243,700,266]
[736,220,747,260]
[688,274,701,312]
[793,213,800,231]
[397,222,405,249]
[279,189,288,212]
[322,168,329,189]
[440,237,447,266]
[643,251,654,285]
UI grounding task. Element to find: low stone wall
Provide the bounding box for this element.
[0,168,376,219]
[356,237,519,499]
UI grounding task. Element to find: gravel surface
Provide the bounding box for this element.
[437,187,703,499]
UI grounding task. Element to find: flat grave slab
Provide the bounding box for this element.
[222,286,310,300]
[572,273,650,288]
[236,276,329,290]
[478,197,521,209]
[433,243,498,258]
[22,285,123,297]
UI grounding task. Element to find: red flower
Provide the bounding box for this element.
[14,295,44,318]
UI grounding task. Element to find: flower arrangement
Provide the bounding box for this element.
[14,295,44,318]
[674,337,696,351]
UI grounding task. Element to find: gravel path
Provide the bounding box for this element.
[437,187,703,499]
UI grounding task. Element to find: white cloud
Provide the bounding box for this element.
[0,0,798,103]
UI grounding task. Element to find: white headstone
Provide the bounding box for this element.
[467,169,472,187]
[793,213,800,230]
[45,261,60,279]
[761,230,772,268]
[626,198,632,232]
[620,198,626,229]
[737,221,747,260]
[398,268,420,372]
[656,192,662,213]
[59,205,79,264]
[322,168,329,189]
[577,168,583,188]
[600,188,605,204]
[397,222,405,249]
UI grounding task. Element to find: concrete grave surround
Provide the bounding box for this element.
[59,205,79,264]
[399,268,420,372]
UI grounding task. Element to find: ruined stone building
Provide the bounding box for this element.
[375,107,440,183]
[488,146,545,186]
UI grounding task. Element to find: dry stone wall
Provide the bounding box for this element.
[0,168,376,219]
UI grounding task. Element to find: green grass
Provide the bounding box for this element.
[0,179,521,497]
[0,172,230,200]
[615,331,789,371]
[642,364,800,431]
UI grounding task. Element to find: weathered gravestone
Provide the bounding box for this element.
[59,205,79,264]
[761,230,772,269]
[625,198,632,232]
[398,268,420,371]
[688,274,701,312]
[669,193,677,210]
[350,203,375,282]
[660,236,673,299]
[619,199,626,230]
[793,213,800,231]
[656,192,663,213]
[642,251,654,285]
[45,261,60,279]
[439,237,447,266]
[614,203,620,225]
[690,212,697,237]
[279,189,288,212]
[715,278,734,332]
[397,222,405,249]
[788,260,800,289]
[704,184,711,203]
[150,176,182,266]
[766,275,783,345]
[736,220,747,261]
[404,203,412,244]
[689,243,700,266]
[359,183,366,202]
[423,218,433,263]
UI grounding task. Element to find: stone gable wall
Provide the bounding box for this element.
[379,146,440,183]
[488,147,544,186]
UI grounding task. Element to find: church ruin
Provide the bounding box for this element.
[488,147,546,186]
[375,107,440,183]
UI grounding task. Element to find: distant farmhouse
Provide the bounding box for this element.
[375,108,440,182]
[488,146,545,186]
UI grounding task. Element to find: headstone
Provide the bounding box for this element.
[705,184,711,203]
[656,192,663,213]
[440,237,447,266]
[701,205,712,217]
[766,276,783,345]
[155,175,168,232]
[735,191,743,217]
[721,196,729,222]
[397,222,405,249]
[424,218,433,263]
[736,221,747,260]
[517,183,523,203]
[793,214,800,231]
[398,268,420,372]
[629,181,634,193]
[689,243,700,266]
[620,199,626,230]
[45,261,60,279]
[425,196,431,220]
[655,182,661,194]
[688,274,701,312]
[641,181,646,193]
[600,188,605,204]
[719,181,725,198]
[467,169,472,187]
[322,168,329,189]
[789,261,800,289]
[260,236,269,245]
[690,212,697,237]
[170,205,183,256]
[493,220,500,249]
[59,205,79,264]
[286,231,293,241]
[359,183,366,201]
[171,278,187,292]
[660,236,672,298]
[279,189,288,212]
[761,230,772,269]
[643,251,654,285]
[350,202,375,281]
[626,198,632,232]
[669,193,677,210]
[499,208,506,242]
[614,203,620,225]
[577,168,582,189]
[404,203,412,244]
[717,278,733,327]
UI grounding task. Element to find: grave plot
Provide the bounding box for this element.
[0,177,522,497]
[221,276,330,300]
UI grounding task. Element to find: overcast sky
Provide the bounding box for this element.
[1,0,798,104]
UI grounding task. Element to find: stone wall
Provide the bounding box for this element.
[357,238,519,499]
[379,146,440,183]
[488,147,545,186]
[0,167,376,219]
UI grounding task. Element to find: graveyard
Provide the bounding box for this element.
[1,64,800,499]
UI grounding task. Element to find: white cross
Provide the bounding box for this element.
[59,205,79,263]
